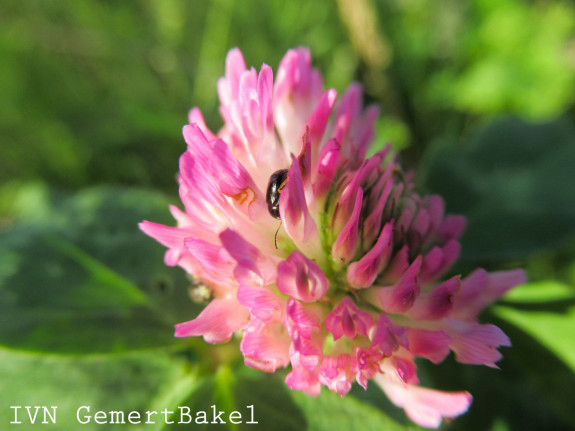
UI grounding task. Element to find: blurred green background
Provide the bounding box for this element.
[1,0,575,430]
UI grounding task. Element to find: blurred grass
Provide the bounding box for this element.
[0,0,353,196]
[1,0,573,200]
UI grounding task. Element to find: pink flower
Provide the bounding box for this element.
[140,47,526,428]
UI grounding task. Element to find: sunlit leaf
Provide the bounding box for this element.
[494,296,575,373]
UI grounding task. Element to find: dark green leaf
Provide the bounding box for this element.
[0,186,201,353]
[493,281,575,373]
[0,347,191,431]
[158,368,306,430]
[291,388,408,431]
[414,311,575,430]
[422,118,575,263]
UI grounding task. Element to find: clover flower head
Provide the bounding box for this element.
[140,47,526,428]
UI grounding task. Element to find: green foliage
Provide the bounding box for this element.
[0,186,199,353]
[1,0,575,430]
[422,118,575,263]
[0,348,191,431]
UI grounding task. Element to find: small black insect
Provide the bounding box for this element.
[266,169,289,219]
[266,169,288,247]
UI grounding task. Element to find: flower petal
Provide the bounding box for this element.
[312,138,340,199]
[369,257,422,313]
[324,296,373,340]
[279,155,321,255]
[331,188,363,263]
[220,228,278,286]
[241,320,291,372]
[175,297,249,343]
[445,319,511,368]
[277,250,328,302]
[375,371,472,429]
[347,221,394,288]
[409,276,460,320]
[406,329,452,364]
[237,283,285,323]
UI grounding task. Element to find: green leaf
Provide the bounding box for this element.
[291,388,409,431]
[415,320,575,431]
[0,347,190,431]
[502,280,575,303]
[488,314,575,429]
[0,186,201,353]
[494,286,575,373]
[154,369,306,430]
[422,118,575,263]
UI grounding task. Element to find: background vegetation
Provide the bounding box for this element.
[1,0,574,430]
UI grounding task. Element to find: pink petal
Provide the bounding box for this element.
[395,200,415,244]
[450,269,526,320]
[409,207,430,251]
[139,221,185,254]
[241,320,291,372]
[219,229,278,286]
[286,298,324,340]
[188,107,217,140]
[371,257,422,313]
[331,188,363,263]
[178,149,230,232]
[424,195,445,240]
[406,329,452,364]
[375,372,472,429]
[290,326,324,359]
[333,83,362,156]
[324,296,373,340]
[371,314,407,357]
[237,283,285,323]
[363,178,394,247]
[304,89,337,159]
[445,320,511,368]
[285,360,321,396]
[218,47,246,108]
[174,297,249,343]
[210,138,256,197]
[420,240,461,283]
[450,269,489,319]
[184,237,235,281]
[383,244,410,283]
[318,354,353,396]
[347,221,394,288]
[274,48,324,155]
[438,214,467,241]
[484,269,527,302]
[297,130,312,186]
[331,168,364,234]
[277,250,328,302]
[312,138,341,199]
[392,355,419,384]
[257,64,274,138]
[353,347,384,389]
[279,155,321,255]
[409,276,460,320]
[183,123,213,165]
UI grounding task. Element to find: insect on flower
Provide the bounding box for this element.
[266,169,289,248]
[140,47,527,428]
[266,169,289,220]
